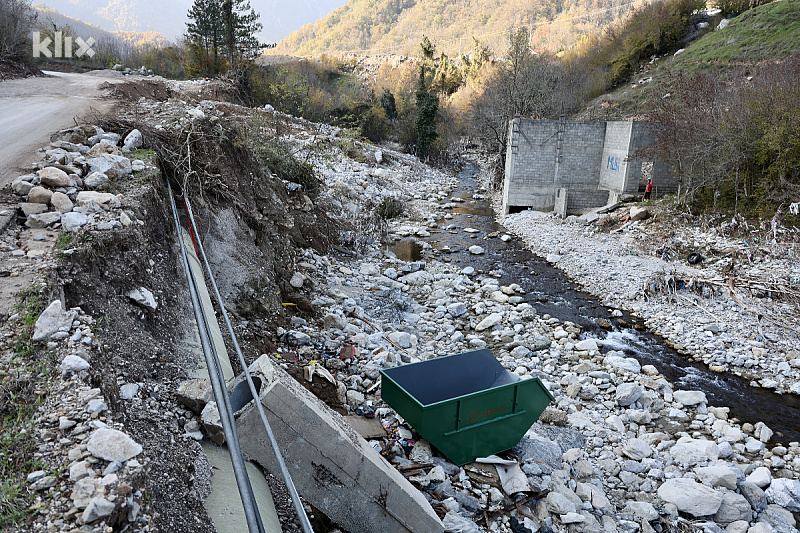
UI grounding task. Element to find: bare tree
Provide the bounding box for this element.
[0,0,37,61]
[470,28,562,153]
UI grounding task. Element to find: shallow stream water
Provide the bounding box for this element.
[389,163,800,445]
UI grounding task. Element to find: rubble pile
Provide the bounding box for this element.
[10,125,150,235]
[9,300,155,532]
[256,240,800,533]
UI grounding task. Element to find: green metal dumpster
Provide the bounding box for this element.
[380,349,555,466]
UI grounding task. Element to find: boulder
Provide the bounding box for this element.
[616,382,643,406]
[87,154,132,178]
[545,492,576,515]
[624,501,659,522]
[61,212,89,232]
[630,206,650,221]
[125,287,157,311]
[32,300,77,342]
[514,433,563,469]
[669,437,720,465]
[468,245,485,255]
[746,467,772,488]
[38,166,70,187]
[123,129,143,151]
[20,203,48,216]
[713,492,753,525]
[674,390,707,406]
[81,497,115,524]
[27,186,52,205]
[605,354,641,374]
[575,482,612,511]
[738,481,767,513]
[446,302,467,317]
[765,478,800,512]
[12,176,35,196]
[86,428,142,462]
[623,438,652,460]
[76,191,121,210]
[87,142,121,157]
[61,355,90,375]
[51,192,74,213]
[575,339,599,352]
[696,464,738,490]
[758,504,797,532]
[657,478,723,517]
[475,312,504,332]
[83,171,109,189]
[175,379,213,413]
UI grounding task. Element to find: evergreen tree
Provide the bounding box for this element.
[380,88,397,120]
[222,0,264,63]
[186,0,224,75]
[415,67,438,159]
[414,36,439,159]
[186,0,264,75]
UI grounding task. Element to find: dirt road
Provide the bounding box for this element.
[0,70,119,319]
[0,70,119,187]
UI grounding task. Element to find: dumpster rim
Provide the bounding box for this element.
[380,369,555,410]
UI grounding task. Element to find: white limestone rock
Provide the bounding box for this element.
[657,478,723,517]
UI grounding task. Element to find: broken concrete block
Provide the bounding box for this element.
[201,401,224,445]
[176,378,213,413]
[236,355,443,533]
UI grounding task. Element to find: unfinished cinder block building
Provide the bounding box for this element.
[501,117,677,215]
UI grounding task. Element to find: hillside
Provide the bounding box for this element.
[33,5,171,47]
[270,0,647,57]
[35,0,351,45]
[577,0,800,120]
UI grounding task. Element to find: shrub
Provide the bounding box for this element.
[254,139,319,196]
[376,197,403,219]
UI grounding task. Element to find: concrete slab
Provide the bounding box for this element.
[346,415,387,440]
[202,441,280,533]
[182,228,233,382]
[236,356,443,533]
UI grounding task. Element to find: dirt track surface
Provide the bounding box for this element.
[0,70,119,187]
[0,70,120,319]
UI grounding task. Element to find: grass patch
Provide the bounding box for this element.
[671,0,800,72]
[54,233,73,250]
[0,286,50,529]
[128,148,157,163]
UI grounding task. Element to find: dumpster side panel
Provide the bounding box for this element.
[380,353,555,466]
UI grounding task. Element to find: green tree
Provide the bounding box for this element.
[415,66,438,159]
[224,0,264,61]
[186,0,224,75]
[380,88,398,120]
[186,0,263,74]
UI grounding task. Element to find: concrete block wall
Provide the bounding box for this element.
[503,118,674,214]
[599,121,634,193]
[628,123,679,194]
[555,122,606,190]
[566,187,611,211]
[503,119,560,213]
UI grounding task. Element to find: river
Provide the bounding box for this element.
[389,163,800,445]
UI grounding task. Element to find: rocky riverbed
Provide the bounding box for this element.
[500,208,800,398]
[3,77,800,533]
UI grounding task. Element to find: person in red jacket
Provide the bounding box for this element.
[644,178,654,201]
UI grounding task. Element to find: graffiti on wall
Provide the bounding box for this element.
[606,156,621,171]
